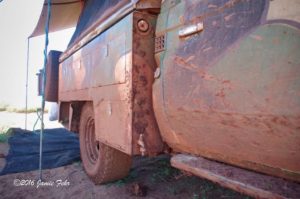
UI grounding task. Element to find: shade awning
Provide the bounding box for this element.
[29,0,83,38]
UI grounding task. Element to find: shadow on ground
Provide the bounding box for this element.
[108,155,251,199]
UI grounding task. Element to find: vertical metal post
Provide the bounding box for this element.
[25,38,30,130]
[39,0,51,181]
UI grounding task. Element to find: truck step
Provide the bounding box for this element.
[171,154,300,199]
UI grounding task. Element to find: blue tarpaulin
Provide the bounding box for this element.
[0,128,80,175]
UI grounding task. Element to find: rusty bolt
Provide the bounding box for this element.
[137,19,149,32]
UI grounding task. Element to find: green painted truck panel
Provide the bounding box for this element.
[153,0,300,182]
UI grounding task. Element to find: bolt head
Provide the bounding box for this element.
[137,19,149,32]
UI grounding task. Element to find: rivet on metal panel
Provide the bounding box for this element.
[154,67,161,79]
[178,22,204,38]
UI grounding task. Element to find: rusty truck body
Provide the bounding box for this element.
[36,0,300,197]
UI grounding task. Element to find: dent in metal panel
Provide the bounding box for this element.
[91,33,127,87]
[60,14,132,94]
[90,14,131,87]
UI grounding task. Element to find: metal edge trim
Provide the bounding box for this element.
[59,2,136,62]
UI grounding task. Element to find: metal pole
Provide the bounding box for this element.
[25,38,30,130]
[39,0,51,181]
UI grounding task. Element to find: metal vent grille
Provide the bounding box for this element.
[155,34,165,53]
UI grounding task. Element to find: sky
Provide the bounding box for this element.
[0,0,74,108]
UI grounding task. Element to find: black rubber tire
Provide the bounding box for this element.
[79,102,132,184]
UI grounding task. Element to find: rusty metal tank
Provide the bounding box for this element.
[153,0,300,182]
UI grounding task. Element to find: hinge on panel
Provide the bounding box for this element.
[155,34,166,53]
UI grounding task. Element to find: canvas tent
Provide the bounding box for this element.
[30,0,83,38]
[30,0,131,41]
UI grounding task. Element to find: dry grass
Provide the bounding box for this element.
[0,104,47,113]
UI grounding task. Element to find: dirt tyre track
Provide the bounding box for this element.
[79,102,132,184]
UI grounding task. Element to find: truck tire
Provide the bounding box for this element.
[79,102,132,184]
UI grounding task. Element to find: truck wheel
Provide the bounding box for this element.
[79,102,132,184]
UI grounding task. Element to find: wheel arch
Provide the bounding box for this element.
[59,101,88,133]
